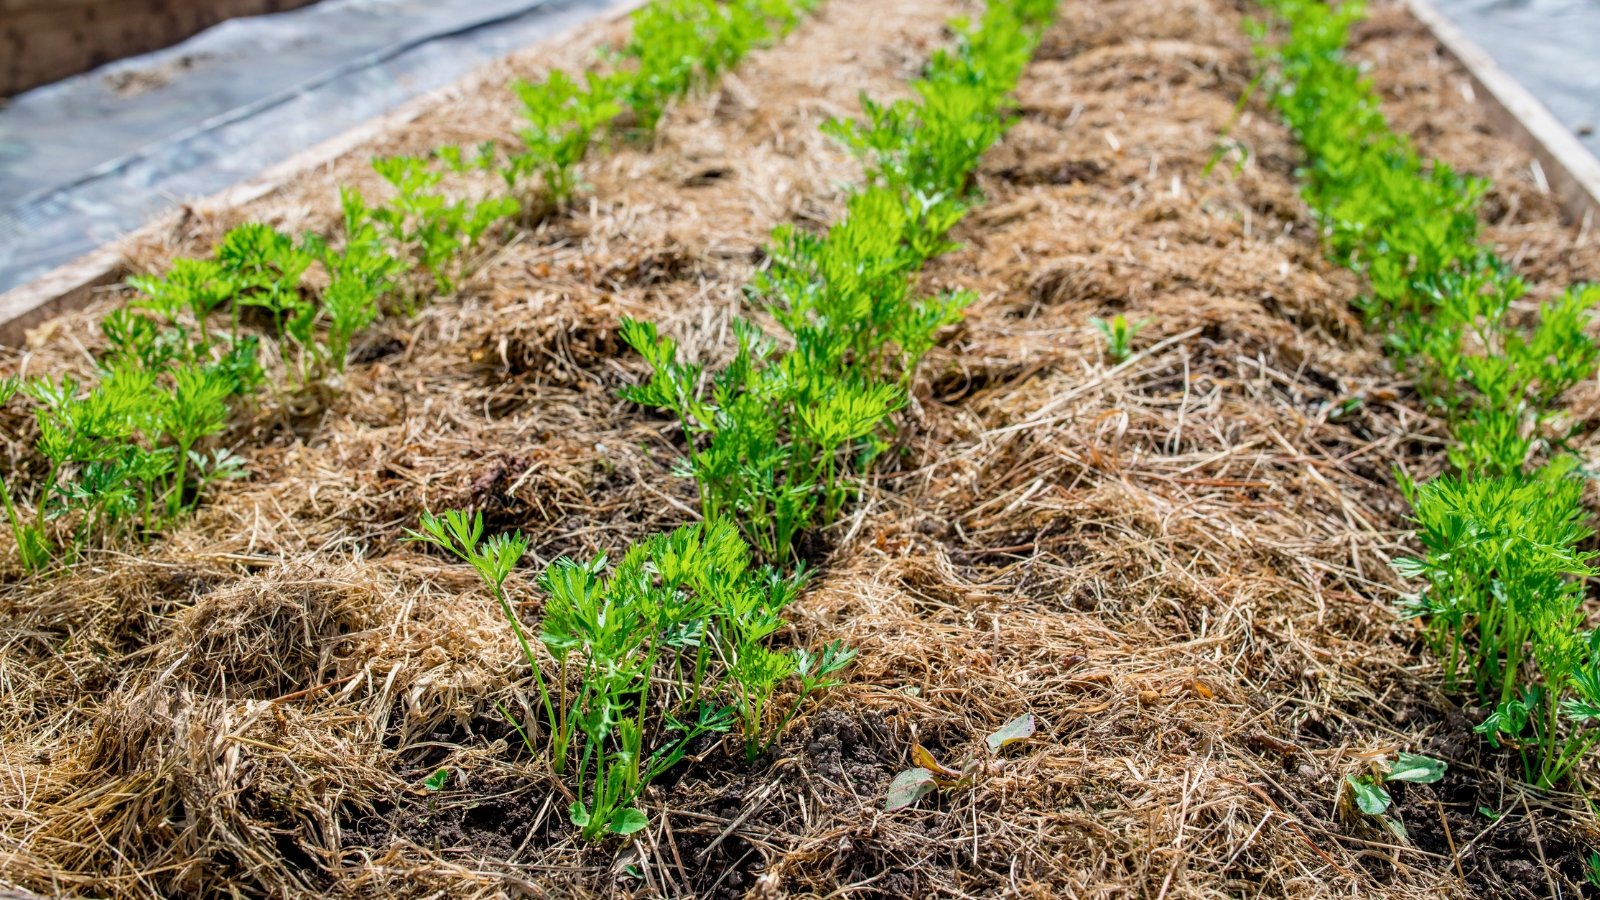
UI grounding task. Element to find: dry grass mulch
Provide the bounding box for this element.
[2,0,1598,897]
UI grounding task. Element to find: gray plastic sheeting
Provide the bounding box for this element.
[1430,0,1600,159]
[0,0,627,294]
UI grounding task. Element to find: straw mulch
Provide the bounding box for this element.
[2,0,1597,897]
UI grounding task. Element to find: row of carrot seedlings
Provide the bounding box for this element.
[0,0,820,571]
[1257,0,1600,798]
[410,0,1059,840]
[0,0,1060,841]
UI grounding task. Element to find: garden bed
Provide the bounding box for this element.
[1,0,1597,897]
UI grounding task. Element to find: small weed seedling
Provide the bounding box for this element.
[421,767,453,792]
[1340,751,1446,841]
[1091,314,1151,363]
[884,713,1037,812]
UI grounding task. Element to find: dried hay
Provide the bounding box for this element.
[2,0,1598,896]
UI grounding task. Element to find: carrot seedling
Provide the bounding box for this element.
[411,512,853,840]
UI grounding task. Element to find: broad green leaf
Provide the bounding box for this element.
[986,713,1036,754]
[1346,775,1391,816]
[422,767,451,791]
[884,768,936,812]
[609,808,650,835]
[569,802,592,828]
[1386,752,1446,785]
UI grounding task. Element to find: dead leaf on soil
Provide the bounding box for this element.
[912,743,966,784]
[884,768,937,812]
[986,713,1036,753]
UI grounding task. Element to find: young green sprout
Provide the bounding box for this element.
[366,154,520,295]
[1090,314,1151,363]
[403,510,554,747]
[0,377,47,571]
[1263,0,1600,788]
[0,0,845,572]
[1341,752,1446,841]
[410,511,856,841]
[509,70,621,203]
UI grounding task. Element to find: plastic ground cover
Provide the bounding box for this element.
[0,0,626,294]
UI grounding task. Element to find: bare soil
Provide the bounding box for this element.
[2,0,1598,897]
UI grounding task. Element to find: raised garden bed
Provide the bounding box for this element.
[1,0,323,97]
[1,0,1598,896]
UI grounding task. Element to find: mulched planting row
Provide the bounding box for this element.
[1,0,1596,896]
